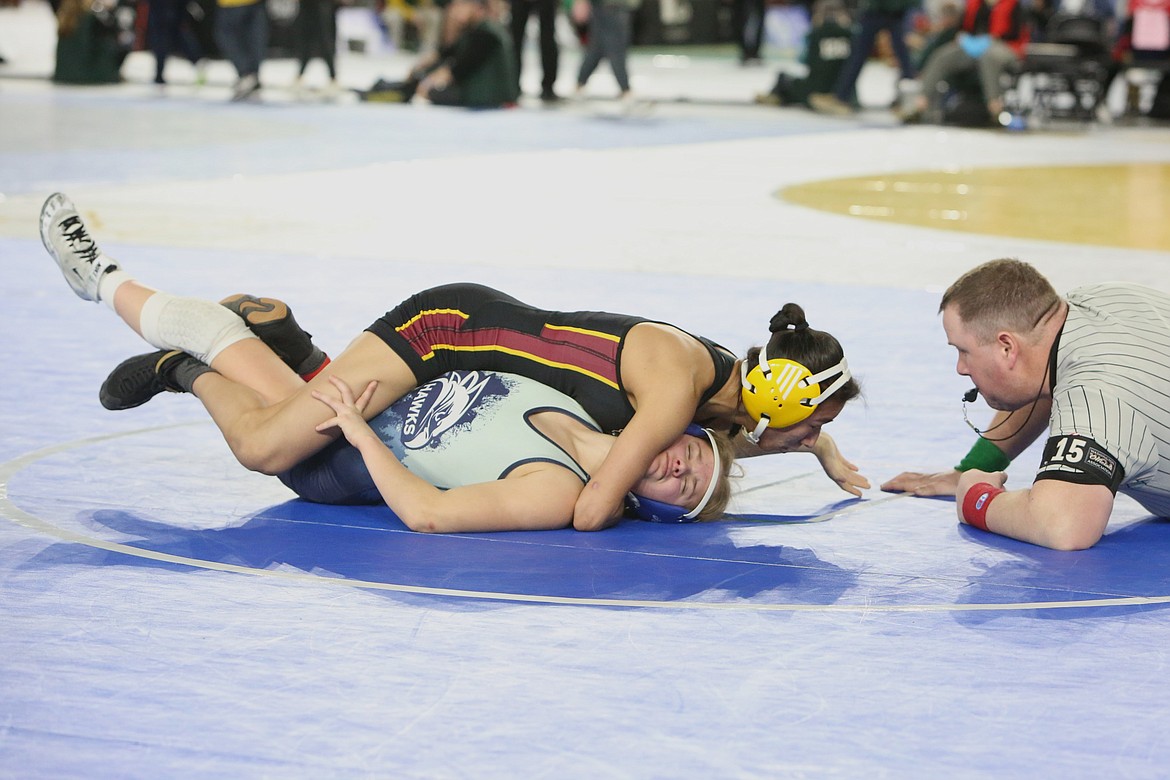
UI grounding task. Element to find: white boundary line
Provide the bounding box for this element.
[4,425,1169,613]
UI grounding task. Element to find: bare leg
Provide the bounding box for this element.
[113,281,421,473]
[108,278,419,472]
[41,194,422,475]
[110,280,154,333]
[190,332,421,474]
[204,338,305,406]
[111,280,302,405]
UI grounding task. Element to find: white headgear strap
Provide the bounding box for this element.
[684,426,722,520]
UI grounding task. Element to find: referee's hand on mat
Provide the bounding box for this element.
[881,469,962,497]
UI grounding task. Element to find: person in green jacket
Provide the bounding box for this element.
[361,0,519,108]
[756,0,854,107]
[808,0,920,113]
[53,0,131,84]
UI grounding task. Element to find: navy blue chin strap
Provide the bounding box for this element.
[625,493,692,524]
[625,424,721,524]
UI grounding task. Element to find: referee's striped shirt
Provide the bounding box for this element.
[1050,283,1170,517]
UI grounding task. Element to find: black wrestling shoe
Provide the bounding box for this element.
[219,294,330,379]
[99,350,211,410]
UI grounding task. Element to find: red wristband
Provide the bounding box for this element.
[961,482,1004,531]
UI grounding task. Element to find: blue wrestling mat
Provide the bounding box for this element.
[7,420,1170,616]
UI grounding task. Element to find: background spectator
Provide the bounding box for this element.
[758,0,854,107]
[215,0,268,100]
[509,0,560,99]
[53,0,134,83]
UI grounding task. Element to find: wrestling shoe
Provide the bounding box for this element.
[219,294,330,380]
[40,192,119,302]
[99,350,213,410]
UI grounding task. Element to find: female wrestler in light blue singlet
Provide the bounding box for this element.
[280,370,730,533]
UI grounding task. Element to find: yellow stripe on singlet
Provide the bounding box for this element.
[426,343,621,390]
[394,308,470,332]
[543,323,622,342]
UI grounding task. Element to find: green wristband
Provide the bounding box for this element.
[956,437,1011,473]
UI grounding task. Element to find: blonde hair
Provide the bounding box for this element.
[940,258,1060,342]
[695,429,739,522]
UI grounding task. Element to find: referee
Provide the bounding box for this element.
[883,258,1170,550]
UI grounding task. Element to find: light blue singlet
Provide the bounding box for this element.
[278,371,596,505]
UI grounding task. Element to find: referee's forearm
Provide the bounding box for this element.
[981,482,1111,550]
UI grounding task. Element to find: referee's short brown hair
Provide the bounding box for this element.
[941,258,1061,342]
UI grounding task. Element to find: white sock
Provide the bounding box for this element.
[97,269,133,312]
[138,293,257,365]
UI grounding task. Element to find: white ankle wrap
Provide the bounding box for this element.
[97,269,133,312]
[138,293,257,365]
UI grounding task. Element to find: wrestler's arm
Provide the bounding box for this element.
[573,397,696,531]
[804,434,868,497]
[955,469,1113,550]
[312,376,580,532]
[571,325,708,532]
[359,444,581,532]
[734,431,869,497]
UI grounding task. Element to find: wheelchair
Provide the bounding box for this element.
[1004,13,1112,125]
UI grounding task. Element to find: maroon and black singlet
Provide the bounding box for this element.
[366,283,736,435]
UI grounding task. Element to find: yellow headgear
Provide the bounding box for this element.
[740,351,850,444]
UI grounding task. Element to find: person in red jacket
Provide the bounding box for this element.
[900,0,1030,123]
